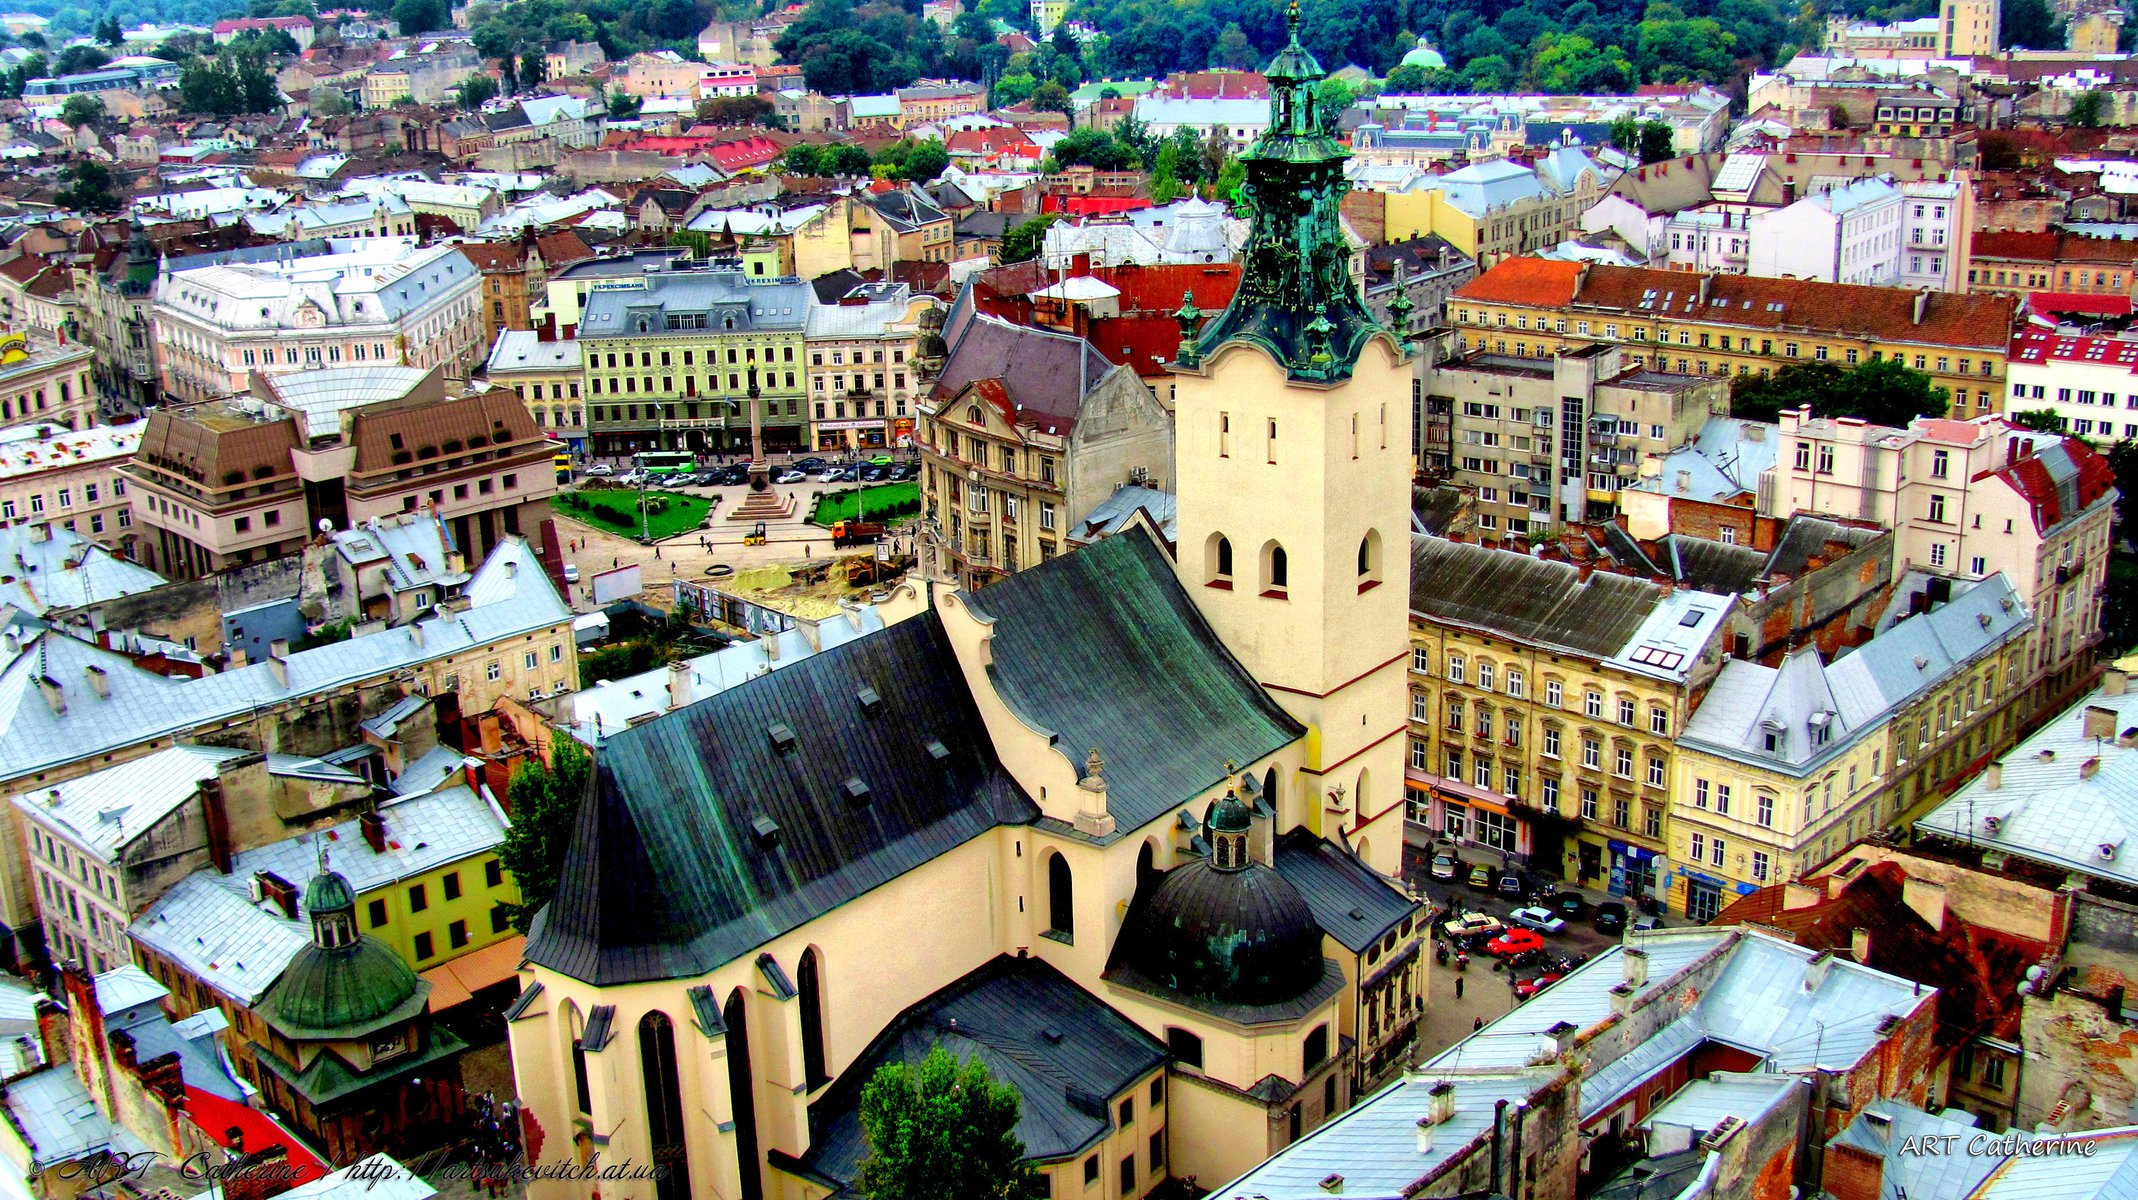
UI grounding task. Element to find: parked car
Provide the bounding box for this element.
[860,465,889,482]
[1593,901,1629,934]
[1429,852,1460,881]
[815,467,845,483]
[1551,891,1588,919]
[614,470,646,486]
[1443,912,1504,940]
[584,463,615,477]
[868,454,894,465]
[1632,915,1664,933]
[1466,864,1495,891]
[1508,906,1567,935]
[774,470,806,484]
[1513,971,1565,1000]
[795,457,829,472]
[1485,929,1546,958]
[562,564,580,583]
[889,463,918,480]
[719,466,751,486]
[1496,870,1525,897]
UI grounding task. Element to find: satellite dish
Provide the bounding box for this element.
[317,518,334,534]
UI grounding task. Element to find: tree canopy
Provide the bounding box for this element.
[999,213,1059,263]
[497,736,592,933]
[1730,359,1949,426]
[57,161,124,215]
[855,1047,1044,1200]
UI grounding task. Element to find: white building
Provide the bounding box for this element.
[1898,177,1967,292]
[1131,96,1271,155]
[0,419,144,549]
[151,237,484,404]
[2006,329,2138,442]
[1748,176,1904,285]
[1660,204,1758,274]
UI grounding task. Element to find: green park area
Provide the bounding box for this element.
[556,489,712,540]
[810,481,920,526]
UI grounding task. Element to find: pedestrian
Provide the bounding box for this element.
[654,545,661,559]
[1454,975,1464,999]
[1474,1016,1485,1031]
[613,556,619,568]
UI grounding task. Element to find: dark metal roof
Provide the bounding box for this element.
[962,527,1303,837]
[1271,828,1420,955]
[580,1003,615,1050]
[1109,855,1326,1007]
[524,612,1037,986]
[797,955,1167,1189]
[502,981,543,1022]
[1762,515,1881,579]
[1410,535,1663,659]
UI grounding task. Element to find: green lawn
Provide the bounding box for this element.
[810,481,920,527]
[556,489,712,540]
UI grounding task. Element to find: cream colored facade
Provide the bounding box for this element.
[1383,171,1607,268]
[1171,339,1414,878]
[0,335,93,431]
[1942,0,1999,55]
[0,420,140,549]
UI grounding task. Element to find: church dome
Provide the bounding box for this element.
[1113,844,1325,1008]
[1401,37,1446,70]
[265,865,426,1039]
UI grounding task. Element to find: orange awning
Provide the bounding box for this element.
[421,935,527,1012]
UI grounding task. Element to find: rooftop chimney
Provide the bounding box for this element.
[1783,881,1822,910]
[1414,1118,1435,1156]
[1913,290,1930,325]
[2085,705,2117,742]
[1850,927,1873,963]
[82,665,108,700]
[1986,761,2003,790]
[1545,1019,1578,1057]
[36,675,62,714]
[27,524,47,544]
[1901,876,1947,932]
[1622,946,1649,990]
[1426,1081,1457,1126]
[201,775,232,874]
[2084,756,2103,779]
[667,660,692,710]
[257,871,297,918]
[2106,668,2130,697]
[1804,950,1836,992]
[361,810,386,853]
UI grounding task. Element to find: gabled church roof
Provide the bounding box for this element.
[524,611,1036,986]
[962,527,1304,838]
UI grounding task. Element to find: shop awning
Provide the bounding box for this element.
[421,935,527,1012]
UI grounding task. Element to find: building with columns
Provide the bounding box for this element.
[503,19,1424,1200]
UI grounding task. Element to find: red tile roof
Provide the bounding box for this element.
[184,1086,329,1181]
[1973,230,2138,264]
[2027,291,2132,317]
[1458,258,2016,350]
[2009,327,2138,371]
[1091,262,1241,314]
[705,134,781,172]
[1994,435,2116,535]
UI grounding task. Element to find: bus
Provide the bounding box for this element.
[554,453,573,484]
[633,451,696,479]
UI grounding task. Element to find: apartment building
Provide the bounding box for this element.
[1417,343,1729,531]
[359,46,481,108]
[1747,177,1904,286]
[1942,0,1999,56]
[916,287,1173,587]
[577,269,812,455]
[124,366,557,579]
[1671,573,2030,918]
[1452,259,2019,416]
[803,283,935,452]
[1406,536,1733,899]
[1380,147,1609,268]
[0,420,142,549]
[452,230,592,346]
[485,329,583,449]
[0,332,94,433]
[1968,231,2138,298]
[152,237,483,404]
[1774,409,2115,707]
[12,745,371,972]
[2005,330,2138,440]
[1898,178,1970,292]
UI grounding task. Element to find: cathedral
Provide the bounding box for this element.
[505,13,1425,1198]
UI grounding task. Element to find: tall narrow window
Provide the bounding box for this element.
[798,949,828,1090]
[725,991,762,1200]
[1265,543,1289,593]
[1047,853,1074,940]
[639,1013,693,1200]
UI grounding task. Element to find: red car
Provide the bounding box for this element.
[1513,971,1565,1000]
[1485,929,1545,958]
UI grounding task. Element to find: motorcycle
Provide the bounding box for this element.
[1454,952,1470,972]
[1435,942,1450,966]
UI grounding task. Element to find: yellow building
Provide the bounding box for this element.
[1942,0,1999,55]
[501,19,1428,1200]
[2069,10,2122,53]
[1407,537,1731,897]
[1669,573,2032,919]
[1380,150,1608,268]
[1452,259,2020,417]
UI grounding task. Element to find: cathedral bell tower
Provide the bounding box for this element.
[1172,2,1415,877]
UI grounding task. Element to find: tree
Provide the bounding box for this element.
[1030,78,1071,114]
[55,160,123,215]
[890,137,948,180]
[497,736,593,932]
[854,1047,1043,1200]
[999,213,1058,263]
[607,88,642,119]
[1634,10,1737,84]
[699,94,775,125]
[519,49,547,89]
[94,14,122,44]
[1730,359,1949,426]
[1460,54,1513,93]
[1637,118,1675,164]
[2071,88,2107,128]
[782,142,826,174]
[458,72,498,109]
[1212,21,1254,67]
[1608,114,1639,154]
[392,0,449,36]
[2003,0,2065,47]
[53,44,109,73]
[1529,34,1635,93]
[2012,408,2069,433]
[59,94,103,128]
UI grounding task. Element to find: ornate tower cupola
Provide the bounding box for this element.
[1206,789,1253,870]
[1184,0,1381,382]
[305,865,359,949]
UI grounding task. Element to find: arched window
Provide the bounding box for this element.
[1304,1024,1329,1071]
[725,990,763,1200]
[1263,766,1280,813]
[1047,852,1074,940]
[1207,533,1233,586]
[564,1002,590,1115]
[639,1012,693,1200]
[1167,1027,1204,1069]
[798,949,829,1090]
[1263,541,1288,594]
[1358,529,1382,589]
[1135,841,1160,897]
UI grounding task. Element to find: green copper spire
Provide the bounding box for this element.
[1184,0,1384,382]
